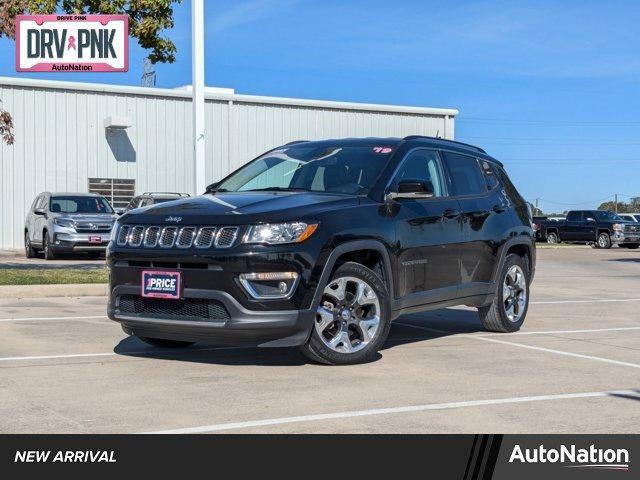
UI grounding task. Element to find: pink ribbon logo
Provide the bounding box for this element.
[67,35,77,50]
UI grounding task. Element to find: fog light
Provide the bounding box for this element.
[239,272,299,299]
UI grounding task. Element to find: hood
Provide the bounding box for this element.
[120,192,360,225]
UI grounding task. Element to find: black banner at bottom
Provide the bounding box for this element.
[0,435,636,479]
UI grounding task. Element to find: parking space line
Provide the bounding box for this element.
[395,322,640,369]
[480,326,640,336]
[531,298,640,305]
[472,336,640,369]
[142,388,640,434]
[0,315,107,323]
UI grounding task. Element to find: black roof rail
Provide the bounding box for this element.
[142,192,190,197]
[402,135,487,154]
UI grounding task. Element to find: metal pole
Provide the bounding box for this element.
[192,0,206,195]
[614,194,618,213]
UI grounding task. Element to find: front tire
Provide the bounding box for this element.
[478,254,530,333]
[596,232,612,249]
[301,262,391,365]
[43,233,56,260]
[138,337,195,348]
[25,232,36,258]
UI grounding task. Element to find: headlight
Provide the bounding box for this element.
[612,223,624,232]
[53,218,76,230]
[245,222,318,245]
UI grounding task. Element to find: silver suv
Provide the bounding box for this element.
[25,192,118,259]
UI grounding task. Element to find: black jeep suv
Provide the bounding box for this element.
[107,136,535,365]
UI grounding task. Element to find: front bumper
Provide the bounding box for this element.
[107,241,326,347]
[51,231,111,251]
[108,285,315,347]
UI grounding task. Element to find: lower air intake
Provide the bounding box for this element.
[118,295,231,323]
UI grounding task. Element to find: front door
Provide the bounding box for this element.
[392,149,463,305]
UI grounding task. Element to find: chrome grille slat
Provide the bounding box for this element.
[117,225,130,246]
[215,227,239,248]
[129,226,145,247]
[176,227,197,248]
[194,227,216,248]
[144,227,160,247]
[159,227,178,248]
[117,225,238,249]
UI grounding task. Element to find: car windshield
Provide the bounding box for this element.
[50,196,114,214]
[216,145,395,195]
[594,211,622,221]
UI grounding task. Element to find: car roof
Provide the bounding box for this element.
[282,136,500,164]
[48,192,103,197]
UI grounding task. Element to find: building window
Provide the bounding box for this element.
[88,178,135,208]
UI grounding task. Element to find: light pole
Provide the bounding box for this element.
[192,0,206,195]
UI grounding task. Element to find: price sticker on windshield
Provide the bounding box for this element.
[372,147,393,154]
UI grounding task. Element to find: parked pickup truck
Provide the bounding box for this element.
[541,210,640,249]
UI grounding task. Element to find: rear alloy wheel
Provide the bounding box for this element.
[24,232,36,258]
[43,234,56,260]
[596,232,612,249]
[546,232,559,244]
[301,262,391,365]
[478,254,530,332]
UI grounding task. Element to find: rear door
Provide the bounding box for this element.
[391,149,464,304]
[441,152,511,297]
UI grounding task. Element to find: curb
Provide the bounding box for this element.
[0,283,108,299]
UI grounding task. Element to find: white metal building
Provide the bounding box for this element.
[0,76,457,249]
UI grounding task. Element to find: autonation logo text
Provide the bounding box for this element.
[509,444,630,471]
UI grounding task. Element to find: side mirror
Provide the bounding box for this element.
[114,208,125,216]
[205,181,219,193]
[33,208,46,215]
[386,179,434,200]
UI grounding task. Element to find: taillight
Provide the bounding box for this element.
[532,223,540,231]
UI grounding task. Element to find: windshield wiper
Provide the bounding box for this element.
[242,187,308,192]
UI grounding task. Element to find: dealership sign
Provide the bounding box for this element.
[16,15,128,72]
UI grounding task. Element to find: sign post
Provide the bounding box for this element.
[192,0,206,196]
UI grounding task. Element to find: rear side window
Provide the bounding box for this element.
[480,160,500,190]
[443,152,486,196]
[566,211,583,221]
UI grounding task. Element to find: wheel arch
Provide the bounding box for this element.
[492,236,535,283]
[311,240,394,309]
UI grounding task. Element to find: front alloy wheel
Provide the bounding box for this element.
[301,262,391,365]
[597,232,612,249]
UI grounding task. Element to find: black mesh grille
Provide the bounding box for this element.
[144,227,160,247]
[194,227,216,248]
[118,295,230,322]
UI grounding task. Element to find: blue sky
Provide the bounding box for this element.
[2,0,639,212]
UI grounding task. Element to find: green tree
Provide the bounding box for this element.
[598,201,635,213]
[0,0,183,144]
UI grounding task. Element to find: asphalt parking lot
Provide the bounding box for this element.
[0,246,638,434]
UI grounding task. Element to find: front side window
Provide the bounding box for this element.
[217,145,395,195]
[50,196,114,214]
[444,152,486,196]
[391,149,445,197]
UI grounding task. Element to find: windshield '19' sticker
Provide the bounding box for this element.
[373,147,393,154]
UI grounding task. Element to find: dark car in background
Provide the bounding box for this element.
[541,210,639,249]
[125,192,190,211]
[25,192,118,259]
[107,136,535,365]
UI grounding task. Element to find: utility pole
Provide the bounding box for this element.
[614,193,618,213]
[535,198,540,213]
[192,0,206,196]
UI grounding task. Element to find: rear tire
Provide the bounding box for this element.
[25,232,36,258]
[301,262,391,365]
[138,337,195,348]
[478,254,530,333]
[596,232,612,249]
[43,233,56,260]
[546,232,559,244]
